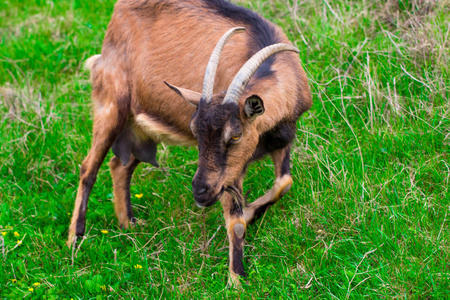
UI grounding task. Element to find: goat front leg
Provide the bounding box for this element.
[221,185,247,286]
[109,155,140,229]
[244,144,293,224]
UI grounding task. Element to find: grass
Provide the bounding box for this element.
[0,0,449,298]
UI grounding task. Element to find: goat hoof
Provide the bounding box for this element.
[67,235,80,249]
[276,175,293,198]
[67,232,78,248]
[233,223,246,239]
[227,272,247,289]
[280,184,292,197]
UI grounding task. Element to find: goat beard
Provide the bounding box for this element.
[225,186,245,213]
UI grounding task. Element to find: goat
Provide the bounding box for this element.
[68,0,312,285]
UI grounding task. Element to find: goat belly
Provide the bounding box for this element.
[133,113,197,146]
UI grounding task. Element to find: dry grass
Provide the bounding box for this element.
[0,0,449,298]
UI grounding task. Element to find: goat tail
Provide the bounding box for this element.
[84,54,101,71]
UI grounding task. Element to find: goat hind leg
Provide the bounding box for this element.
[109,155,140,229]
[244,145,293,224]
[67,101,127,247]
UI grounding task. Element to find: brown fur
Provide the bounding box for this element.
[110,155,140,228]
[68,0,312,286]
[90,0,310,145]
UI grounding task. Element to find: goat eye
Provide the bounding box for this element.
[231,134,242,142]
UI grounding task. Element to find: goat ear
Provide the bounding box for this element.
[164,81,201,107]
[244,95,265,119]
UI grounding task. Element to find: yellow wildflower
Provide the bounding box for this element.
[11,279,17,283]
[17,240,22,245]
[14,232,19,237]
[28,287,34,292]
[1,232,6,236]
[101,230,109,234]
[134,264,143,269]
[33,282,40,286]
[135,194,144,199]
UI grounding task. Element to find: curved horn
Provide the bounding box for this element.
[202,27,246,102]
[223,43,299,104]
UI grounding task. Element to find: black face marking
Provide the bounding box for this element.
[191,99,242,205]
[226,116,243,146]
[195,100,241,171]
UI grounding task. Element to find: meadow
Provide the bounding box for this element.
[0,0,449,298]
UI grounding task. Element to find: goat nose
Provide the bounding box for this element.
[196,187,207,195]
[193,181,209,196]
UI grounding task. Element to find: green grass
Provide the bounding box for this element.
[1,0,449,298]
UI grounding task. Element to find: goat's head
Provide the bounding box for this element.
[166,27,299,207]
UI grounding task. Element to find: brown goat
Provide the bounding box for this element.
[68,0,311,285]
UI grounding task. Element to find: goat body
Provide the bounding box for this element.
[69,0,311,284]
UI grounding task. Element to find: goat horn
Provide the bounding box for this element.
[223,43,299,105]
[202,27,246,103]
